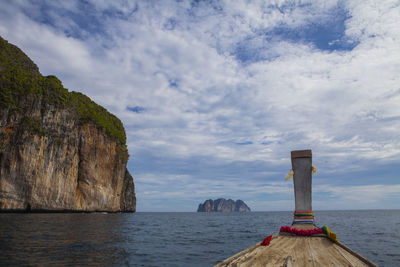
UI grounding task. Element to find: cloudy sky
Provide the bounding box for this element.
[1,0,399,211]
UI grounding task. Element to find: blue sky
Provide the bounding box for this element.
[1,0,399,211]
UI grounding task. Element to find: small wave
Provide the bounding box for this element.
[385,253,400,257]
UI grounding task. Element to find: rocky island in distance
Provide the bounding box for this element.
[197,198,251,212]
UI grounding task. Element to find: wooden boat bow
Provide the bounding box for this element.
[215,150,378,267]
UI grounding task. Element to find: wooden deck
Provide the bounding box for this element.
[215,233,378,267]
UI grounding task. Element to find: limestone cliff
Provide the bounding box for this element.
[197,198,251,212]
[0,36,136,212]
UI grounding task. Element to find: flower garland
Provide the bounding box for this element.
[279,225,338,242]
[280,226,323,236]
[260,226,338,246]
[260,226,338,249]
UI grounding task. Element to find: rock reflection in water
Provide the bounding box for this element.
[0,213,131,266]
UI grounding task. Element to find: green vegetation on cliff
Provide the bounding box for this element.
[21,116,47,136]
[0,36,126,146]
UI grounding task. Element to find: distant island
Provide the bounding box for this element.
[197,198,251,212]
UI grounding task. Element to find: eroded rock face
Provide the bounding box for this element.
[197,198,251,212]
[120,170,136,212]
[0,36,135,212]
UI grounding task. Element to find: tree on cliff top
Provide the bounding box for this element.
[0,36,127,148]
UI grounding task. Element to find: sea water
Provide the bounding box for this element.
[0,210,399,266]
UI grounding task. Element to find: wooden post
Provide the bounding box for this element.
[290,150,315,229]
[291,150,312,211]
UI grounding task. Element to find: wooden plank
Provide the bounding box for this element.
[215,235,375,267]
[292,157,312,211]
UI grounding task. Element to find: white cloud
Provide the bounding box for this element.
[1,0,399,211]
[315,184,400,202]
[313,183,400,210]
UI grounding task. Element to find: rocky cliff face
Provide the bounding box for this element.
[197,198,251,212]
[0,36,136,212]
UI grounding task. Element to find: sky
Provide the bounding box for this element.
[0,0,399,211]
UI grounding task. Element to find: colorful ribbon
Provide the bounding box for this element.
[292,210,316,225]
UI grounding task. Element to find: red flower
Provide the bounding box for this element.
[260,235,272,246]
[280,226,323,236]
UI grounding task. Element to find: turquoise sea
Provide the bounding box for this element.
[1,210,399,266]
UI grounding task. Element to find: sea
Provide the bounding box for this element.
[0,210,399,266]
